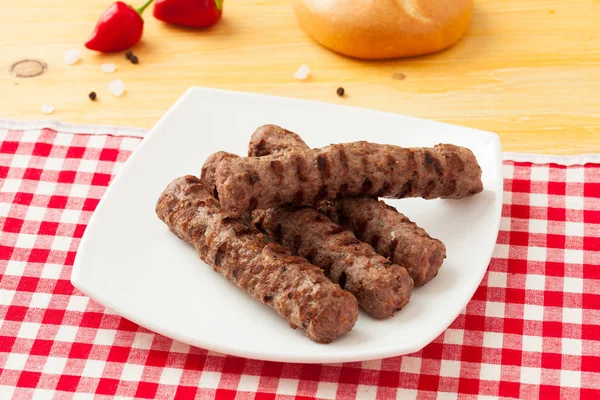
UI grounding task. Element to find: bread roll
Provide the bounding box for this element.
[292,0,473,60]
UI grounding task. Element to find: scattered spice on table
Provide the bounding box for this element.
[40,104,55,115]
[101,63,117,73]
[392,72,406,80]
[294,64,311,81]
[130,55,139,64]
[108,79,125,97]
[125,50,133,60]
[336,87,345,97]
[64,49,80,65]
[89,92,97,101]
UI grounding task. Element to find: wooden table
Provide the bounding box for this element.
[1,0,599,154]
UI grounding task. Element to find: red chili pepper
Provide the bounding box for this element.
[85,0,153,53]
[153,0,223,29]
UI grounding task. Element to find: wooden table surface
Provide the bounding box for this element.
[1,0,599,154]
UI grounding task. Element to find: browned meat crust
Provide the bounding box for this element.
[318,199,446,286]
[248,125,308,157]
[156,175,359,343]
[252,206,414,318]
[247,125,447,286]
[214,141,483,216]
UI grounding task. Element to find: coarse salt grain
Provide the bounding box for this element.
[101,63,116,73]
[108,79,125,97]
[40,104,54,115]
[64,49,80,65]
[294,64,311,80]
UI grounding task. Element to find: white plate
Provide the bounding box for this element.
[72,87,502,364]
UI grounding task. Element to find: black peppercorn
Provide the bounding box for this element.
[88,91,97,101]
[130,55,139,64]
[336,87,345,97]
[125,50,133,60]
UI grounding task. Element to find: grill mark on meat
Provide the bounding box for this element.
[432,159,443,175]
[273,224,283,240]
[321,257,333,275]
[339,149,349,169]
[281,266,287,272]
[355,219,367,237]
[304,249,316,263]
[386,154,396,169]
[389,238,399,258]
[317,154,330,180]
[215,243,227,266]
[316,185,328,200]
[396,181,412,199]
[293,191,304,206]
[248,173,260,185]
[376,181,390,196]
[292,235,302,253]
[362,177,373,192]
[263,295,273,302]
[294,155,307,182]
[422,180,437,197]
[249,197,258,210]
[371,235,380,249]
[424,151,434,166]
[339,272,347,290]
[254,140,267,156]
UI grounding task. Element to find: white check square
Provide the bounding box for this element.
[15,234,37,249]
[565,222,584,237]
[53,133,74,146]
[25,206,47,221]
[5,261,26,276]
[483,331,503,348]
[564,250,584,265]
[159,367,184,385]
[35,181,56,195]
[42,356,68,374]
[444,329,464,345]
[4,352,28,371]
[121,363,145,382]
[87,135,107,149]
[529,193,548,207]
[400,356,422,374]
[30,292,52,309]
[528,246,547,262]
[20,129,42,143]
[237,375,260,393]
[11,155,32,168]
[356,385,377,400]
[55,325,79,342]
[485,302,505,318]
[479,363,501,381]
[60,209,81,224]
[0,289,16,306]
[562,307,583,324]
[78,160,99,173]
[530,166,549,182]
[44,157,65,171]
[565,196,584,210]
[1,179,21,193]
[18,322,41,339]
[82,359,106,377]
[520,366,541,384]
[522,335,543,352]
[316,382,338,399]
[528,219,547,234]
[563,277,584,293]
[51,236,72,252]
[566,168,584,183]
[277,379,300,396]
[525,274,545,291]
[198,371,221,389]
[488,271,507,288]
[93,329,117,346]
[560,370,581,388]
[439,359,461,378]
[562,338,582,355]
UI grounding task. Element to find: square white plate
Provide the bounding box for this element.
[72,87,503,364]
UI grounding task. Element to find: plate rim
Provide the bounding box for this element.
[72,87,504,363]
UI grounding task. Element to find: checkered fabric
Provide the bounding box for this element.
[1,123,599,399]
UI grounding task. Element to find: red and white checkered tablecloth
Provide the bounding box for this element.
[0,120,599,399]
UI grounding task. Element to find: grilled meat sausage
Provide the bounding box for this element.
[252,206,414,318]
[213,141,483,216]
[247,125,447,286]
[156,176,359,343]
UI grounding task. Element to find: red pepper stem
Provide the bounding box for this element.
[136,0,154,15]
